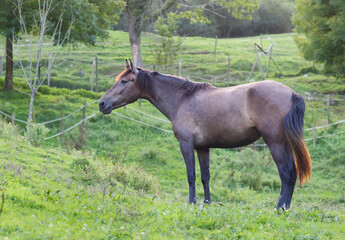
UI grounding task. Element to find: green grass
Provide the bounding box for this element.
[1,31,343,94]
[0,120,344,239]
[0,31,345,239]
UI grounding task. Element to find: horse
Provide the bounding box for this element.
[99,59,311,210]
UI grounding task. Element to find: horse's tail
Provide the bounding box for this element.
[284,93,311,186]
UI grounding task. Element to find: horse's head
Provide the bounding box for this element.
[99,59,140,114]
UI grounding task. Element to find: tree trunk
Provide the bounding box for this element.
[4,34,13,90]
[125,13,143,67]
[28,89,35,122]
[129,30,143,67]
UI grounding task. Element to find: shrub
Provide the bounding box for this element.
[25,120,50,147]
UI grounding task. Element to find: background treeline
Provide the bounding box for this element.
[114,0,294,38]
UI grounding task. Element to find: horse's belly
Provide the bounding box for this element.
[194,126,261,149]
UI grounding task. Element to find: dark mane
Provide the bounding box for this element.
[148,71,210,96]
[137,69,155,96]
[180,80,210,96]
[118,68,210,97]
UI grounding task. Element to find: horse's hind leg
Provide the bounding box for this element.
[196,148,211,203]
[267,143,297,210]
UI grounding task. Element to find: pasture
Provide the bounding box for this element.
[0,31,344,239]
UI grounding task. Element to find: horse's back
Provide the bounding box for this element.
[173,80,294,148]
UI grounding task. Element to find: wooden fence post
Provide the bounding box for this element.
[327,95,330,124]
[11,112,15,125]
[214,36,218,56]
[179,59,182,76]
[0,56,3,76]
[82,99,86,128]
[227,55,230,84]
[91,59,96,91]
[59,110,64,147]
[138,99,142,108]
[266,47,272,78]
[312,123,315,147]
[95,56,98,92]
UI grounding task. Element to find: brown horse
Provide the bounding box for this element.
[99,59,311,210]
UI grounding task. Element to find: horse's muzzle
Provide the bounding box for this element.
[99,100,112,114]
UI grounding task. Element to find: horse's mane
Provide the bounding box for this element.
[116,68,209,97]
[180,80,210,96]
[148,71,210,96]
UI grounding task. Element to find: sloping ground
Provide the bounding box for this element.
[0,119,344,239]
[0,31,345,238]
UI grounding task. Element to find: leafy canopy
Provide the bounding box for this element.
[293,0,345,77]
[0,0,124,44]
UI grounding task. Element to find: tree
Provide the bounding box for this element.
[123,0,258,67]
[0,0,22,90]
[0,0,124,90]
[153,13,183,67]
[293,0,345,77]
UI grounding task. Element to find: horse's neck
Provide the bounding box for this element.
[143,75,183,121]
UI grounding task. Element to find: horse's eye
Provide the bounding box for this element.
[121,79,128,84]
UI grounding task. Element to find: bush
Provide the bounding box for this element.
[0,119,23,142]
[152,13,183,67]
[25,120,50,147]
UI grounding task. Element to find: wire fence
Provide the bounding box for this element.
[1,99,344,145]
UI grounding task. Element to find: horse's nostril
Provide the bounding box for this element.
[99,100,105,109]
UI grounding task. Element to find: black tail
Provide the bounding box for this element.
[284,93,311,186]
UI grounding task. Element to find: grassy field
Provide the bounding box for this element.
[0,31,345,239]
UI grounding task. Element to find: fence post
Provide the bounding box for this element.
[138,99,142,108]
[91,59,95,91]
[179,59,182,76]
[312,123,315,147]
[95,56,98,92]
[11,112,15,125]
[214,36,217,56]
[260,34,263,48]
[327,95,330,124]
[227,55,230,84]
[59,110,64,147]
[0,56,3,76]
[153,64,155,71]
[47,52,52,87]
[82,99,86,127]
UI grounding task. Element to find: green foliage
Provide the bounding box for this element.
[25,120,50,146]
[215,0,258,20]
[1,31,345,239]
[153,13,183,67]
[293,0,345,77]
[0,119,23,143]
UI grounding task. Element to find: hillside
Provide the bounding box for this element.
[0,31,345,238]
[0,120,344,239]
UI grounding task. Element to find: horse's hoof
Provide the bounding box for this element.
[277,204,289,214]
[204,200,211,204]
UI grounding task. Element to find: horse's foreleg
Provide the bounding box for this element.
[268,143,297,210]
[179,140,196,203]
[197,148,211,203]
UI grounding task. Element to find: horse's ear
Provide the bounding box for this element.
[129,58,138,75]
[125,59,130,69]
